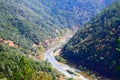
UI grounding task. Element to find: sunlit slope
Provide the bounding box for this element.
[0,0,112,49]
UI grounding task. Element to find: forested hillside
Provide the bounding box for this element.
[0,0,117,80]
[0,44,63,80]
[61,1,120,80]
[40,0,112,28]
[0,0,64,51]
[0,0,112,52]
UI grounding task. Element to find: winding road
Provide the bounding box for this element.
[44,36,88,80]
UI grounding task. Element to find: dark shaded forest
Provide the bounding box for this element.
[61,1,120,80]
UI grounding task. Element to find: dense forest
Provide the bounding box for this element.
[0,44,63,80]
[0,0,112,52]
[61,1,120,80]
[39,0,112,28]
[0,0,118,80]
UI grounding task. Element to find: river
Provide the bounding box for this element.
[44,36,88,80]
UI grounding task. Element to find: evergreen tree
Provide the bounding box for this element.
[12,57,35,80]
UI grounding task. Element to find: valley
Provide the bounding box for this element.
[0,0,120,80]
[61,1,120,80]
[43,34,97,80]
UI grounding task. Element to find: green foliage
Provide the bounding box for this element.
[33,72,52,80]
[0,0,116,79]
[55,56,66,64]
[0,44,23,79]
[12,57,35,80]
[61,1,120,79]
[40,0,113,28]
[0,44,61,80]
[0,0,112,53]
[67,78,74,80]
[0,0,64,52]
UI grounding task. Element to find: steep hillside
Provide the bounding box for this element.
[0,44,62,80]
[0,0,64,51]
[0,0,112,52]
[40,0,112,28]
[61,1,120,80]
[0,0,116,80]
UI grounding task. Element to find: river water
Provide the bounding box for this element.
[44,36,88,80]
